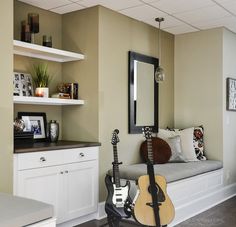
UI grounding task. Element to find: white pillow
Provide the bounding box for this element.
[165,136,187,163]
[176,127,198,161]
[158,129,176,139]
[158,128,198,161]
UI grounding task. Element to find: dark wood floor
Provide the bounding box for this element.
[75,196,236,227]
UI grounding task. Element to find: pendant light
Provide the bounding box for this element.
[155,17,165,83]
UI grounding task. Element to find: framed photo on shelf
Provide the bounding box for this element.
[18,112,47,141]
[227,77,236,111]
[13,72,34,97]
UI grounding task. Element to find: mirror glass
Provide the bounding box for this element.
[128,51,158,134]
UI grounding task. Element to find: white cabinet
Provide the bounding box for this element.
[17,165,62,220]
[14,147,99,224]
[62,161,98,223]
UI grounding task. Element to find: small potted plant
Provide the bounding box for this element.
[32,63,52,98]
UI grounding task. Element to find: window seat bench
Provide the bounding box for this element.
[113,160,223,183]
[108,160,226,226]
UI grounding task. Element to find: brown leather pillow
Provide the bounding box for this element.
[140,137,171,164]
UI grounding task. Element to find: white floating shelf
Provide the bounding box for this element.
[14,96,84,106]
[13,40,84,62]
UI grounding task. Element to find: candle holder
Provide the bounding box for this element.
[21,20,31,43]
[35,87,49,98]
[28,13,39,44]
[42,35,52,47]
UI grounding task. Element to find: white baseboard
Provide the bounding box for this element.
[97,201,106,220]
[96,183,236,226]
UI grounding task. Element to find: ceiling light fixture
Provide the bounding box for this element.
[155,17,165,83]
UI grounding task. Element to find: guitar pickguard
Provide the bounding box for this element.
[112,184,129,208]
[147,183,166,203]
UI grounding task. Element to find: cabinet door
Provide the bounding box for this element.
[63,160,98,222]
[16,166,64,220]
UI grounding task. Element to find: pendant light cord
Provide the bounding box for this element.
[155,17,164,67]
[158,20,161,66]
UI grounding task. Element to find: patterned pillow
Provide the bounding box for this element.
[193,126,207,160]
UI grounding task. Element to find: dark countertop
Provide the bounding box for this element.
[14,140,101,153]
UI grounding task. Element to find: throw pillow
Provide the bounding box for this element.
[177,127,198,161]
[193,126,207,160]
[140,137,171,164]
[158,128,198,161]
[165,136,188,163]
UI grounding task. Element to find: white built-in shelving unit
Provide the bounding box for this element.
[13,40,85,106]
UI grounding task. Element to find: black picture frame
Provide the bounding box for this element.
[227,78,236,111]
[18,112,47,141]
[128,51,159,134]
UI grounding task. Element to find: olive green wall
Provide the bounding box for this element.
[98,7,174,201]
[0,0,13,193]
[14,1,63,136]
[175,28,223,163]
[62,7,99,141]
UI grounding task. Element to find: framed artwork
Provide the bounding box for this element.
[13,72,34,97]
[18,112,47,141]
[227,77,236,111]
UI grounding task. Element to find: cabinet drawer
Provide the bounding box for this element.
[63,147,98,164]
[16,150,63,170]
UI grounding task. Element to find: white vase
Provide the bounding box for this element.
[35,87,49,98]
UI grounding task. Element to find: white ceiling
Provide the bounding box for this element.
[18,0,236,35]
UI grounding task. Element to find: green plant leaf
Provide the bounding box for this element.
[32,63,52,88]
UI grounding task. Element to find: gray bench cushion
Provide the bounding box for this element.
[0,193,54,227]
[109,160,223,183]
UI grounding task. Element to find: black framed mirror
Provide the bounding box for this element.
[128,51,159,134]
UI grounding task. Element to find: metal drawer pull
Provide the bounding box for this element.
[79,152,85,157]
[60,171,64,174]
[40,157,46,162]
[65,170,68,173]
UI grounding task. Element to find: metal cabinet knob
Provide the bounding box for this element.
[40,157,46,162]
[65,170,68,174]
[60,171,64,174]
[79,152,85,157]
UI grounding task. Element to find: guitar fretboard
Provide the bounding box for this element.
[113,144,121,188]
[147,137,153,164]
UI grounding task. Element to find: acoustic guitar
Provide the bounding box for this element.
[133,127,175,226]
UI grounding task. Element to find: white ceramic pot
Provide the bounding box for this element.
[35,87,49,98]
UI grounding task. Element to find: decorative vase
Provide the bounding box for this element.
[35,87,49,98]
[49,120,59,142]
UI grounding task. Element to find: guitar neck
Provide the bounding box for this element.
[147,137,153,164]
[113,144,121,187]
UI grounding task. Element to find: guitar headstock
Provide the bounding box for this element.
[111,129,120,145]
[142,127,152,139]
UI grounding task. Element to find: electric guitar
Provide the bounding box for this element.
[105,129,132,218]
[133,127,175,226]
